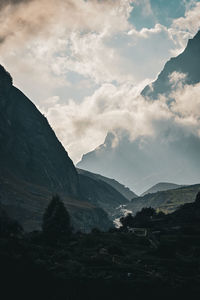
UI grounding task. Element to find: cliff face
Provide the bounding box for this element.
[0,65,113,232]
[0,66,79,197]
[142,30,200,99]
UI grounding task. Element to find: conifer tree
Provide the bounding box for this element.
[42,195,71,242]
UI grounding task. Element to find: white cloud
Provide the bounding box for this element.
[1,0,136,98]
[128,23,166,38]
[1,0,200,166]
[169,71,187,88]
[0,0,133,51]
[172,2,200,33]
[128,2,200,56]
[171,82,200,126]
[40,79,200,164]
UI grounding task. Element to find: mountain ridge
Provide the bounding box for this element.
[141,182,184,196]
[77,30,200,194]
[0,64,113,232]
[77,168,137,200]
[141,30,200,99]
[126,183,200,215]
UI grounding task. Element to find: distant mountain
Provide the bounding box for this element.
[0,65,112,232]
[126,184,200,215]
[142,30,200,99]
[141,182,184,196]
[77,31,200,194]
[77,168,137,200]
[77,129,200,195]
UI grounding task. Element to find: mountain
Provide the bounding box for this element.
[77,129,200,195]
[77,31,200,194]
[0,65,79,197]
[167,190,200,226]
[77,168,137,200]
[78,171,128,221]
[0,65,112,232]
[126,184,200,215]
[142,30,200,99]
[141,182,184,196]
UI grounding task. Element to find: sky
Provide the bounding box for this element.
[0,0,200,163]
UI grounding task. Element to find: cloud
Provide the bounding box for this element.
[172,1,200,33]
[1,0,200,166]
[128,2,200,56]
[0,0,136,98]
[39,77,200,164]
[40,80,151,162]
[171,82,200,126]
[128,23,166,38]
[0,0,133,50]
[168,71,187,89]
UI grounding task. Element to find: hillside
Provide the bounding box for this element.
[79,173,128,221]
[141,182,183,196]
[0,64,112,232]
[77,168,137,200]
[1,191,200,299]
[126,184,200,215]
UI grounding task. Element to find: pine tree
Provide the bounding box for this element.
[42,195,71,242]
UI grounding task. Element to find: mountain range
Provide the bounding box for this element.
[141,182,183,196]
[1,30,200,233]
[77,30,200,195]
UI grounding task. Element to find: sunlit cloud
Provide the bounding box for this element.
[0,0,200,164]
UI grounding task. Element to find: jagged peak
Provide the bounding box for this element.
[0,64,13,87]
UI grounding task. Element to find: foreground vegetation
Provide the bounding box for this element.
[1,194,200,300]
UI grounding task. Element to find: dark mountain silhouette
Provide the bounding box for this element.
[142,30,200,99]
[77,168,137,200]
[78,172,129,221]
[0,65,79,196]
[0,65,113,232]
[77,31,200,194]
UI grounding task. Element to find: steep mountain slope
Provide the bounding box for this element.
[142,30,200,99]
[0,65,112,232]
[126,184,200,215]
[141,182,183,196]
[0,65,79,197]
[77,168,137,200]
[78,172,129,221]
[77,31,200,194]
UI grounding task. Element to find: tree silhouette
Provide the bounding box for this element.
[195,191,200,204]
[42,195,71,242]
[120,213,134,229]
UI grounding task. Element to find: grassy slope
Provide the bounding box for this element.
[127,184,200,215]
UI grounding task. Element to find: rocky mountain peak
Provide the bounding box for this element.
[0,65,13,91]
[141,30,200,99]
